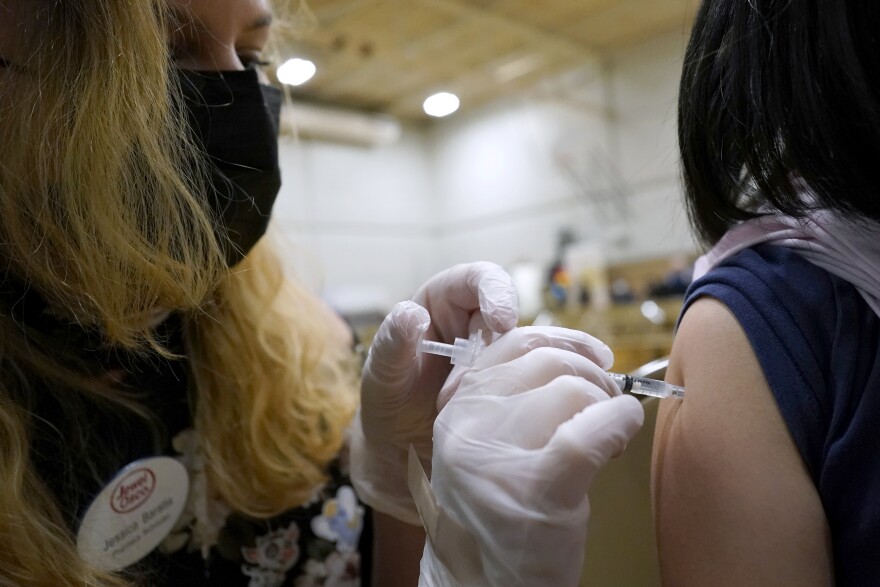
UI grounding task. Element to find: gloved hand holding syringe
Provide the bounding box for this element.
[352,263,647,587]
[418,330,685,399]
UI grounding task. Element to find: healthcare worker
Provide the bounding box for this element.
[0,1,643,585]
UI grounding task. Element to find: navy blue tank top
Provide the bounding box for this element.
[682,244,880,586]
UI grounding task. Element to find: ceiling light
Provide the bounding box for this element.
[277,58,317,86]
[423,92,460,118]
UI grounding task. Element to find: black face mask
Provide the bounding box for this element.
[177,68,283,265]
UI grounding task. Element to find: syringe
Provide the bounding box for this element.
[416,332,685,400]
[606,373,684,399]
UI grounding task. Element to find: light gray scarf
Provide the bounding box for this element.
[694,210,880,318]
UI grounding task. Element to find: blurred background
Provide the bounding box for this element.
[268,0,699,374]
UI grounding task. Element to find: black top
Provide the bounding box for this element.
[3,282,371,586]
[684,245,880,586]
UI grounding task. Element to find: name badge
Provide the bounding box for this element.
[76,456,189,571]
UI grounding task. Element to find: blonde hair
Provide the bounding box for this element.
[0,1,223,350]
[0,1,357,585]
[189,237,357,518]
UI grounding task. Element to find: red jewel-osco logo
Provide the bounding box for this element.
[110,468,156,514]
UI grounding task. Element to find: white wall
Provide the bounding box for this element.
[605,30,696,260]
[430,65,612,272]
[429,30,695,275]
[271,28,697,313]
[272,129,435,310]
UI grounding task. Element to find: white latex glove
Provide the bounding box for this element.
[350,262,519,525]
[417,327,645,587]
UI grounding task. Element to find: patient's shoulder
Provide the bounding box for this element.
[651,297,833,587]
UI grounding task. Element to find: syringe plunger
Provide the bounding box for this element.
[417,330,483,366]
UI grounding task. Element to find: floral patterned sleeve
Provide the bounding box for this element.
[156,431,373,587]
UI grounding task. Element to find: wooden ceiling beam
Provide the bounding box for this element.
[416,0,601,61]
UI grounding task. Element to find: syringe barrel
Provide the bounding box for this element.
[609,374,685,399]
[629,377,673,398]
[420,339,455,359]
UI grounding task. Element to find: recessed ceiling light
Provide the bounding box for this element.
[277,58,317,86]
[423,92,460,118]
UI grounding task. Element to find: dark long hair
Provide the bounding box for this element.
[679,0,880,245]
